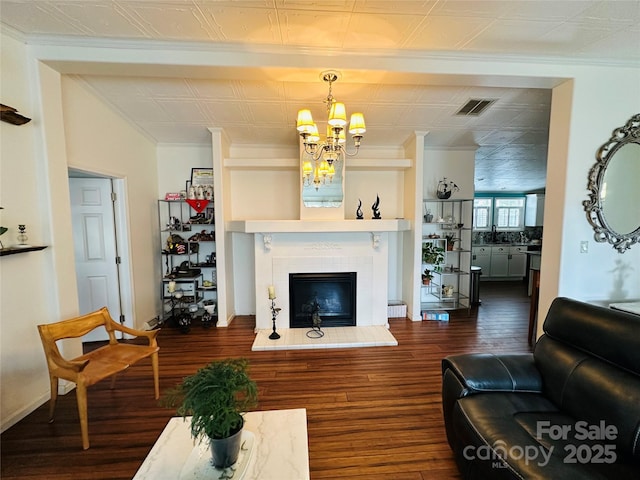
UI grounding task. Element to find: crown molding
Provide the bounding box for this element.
[13,32,640,70]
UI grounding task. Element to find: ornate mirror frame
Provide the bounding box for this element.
[583,113,640,253]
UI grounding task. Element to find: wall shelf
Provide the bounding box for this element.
[0,246,47,257]
[227,219,411,233]
[223,157,412,171]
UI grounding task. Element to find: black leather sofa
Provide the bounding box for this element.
[442,297,640,479]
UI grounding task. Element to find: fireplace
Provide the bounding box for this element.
[226,221,409,330]
[289,272,357,328]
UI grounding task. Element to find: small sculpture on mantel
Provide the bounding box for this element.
[371,195,382,219]
[356,199,364,219]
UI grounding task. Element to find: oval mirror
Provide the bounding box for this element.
[583,114,640,253]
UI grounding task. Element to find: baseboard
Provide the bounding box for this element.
[58,379,75,395]
[0,391,49,433]
[1,380,76,433]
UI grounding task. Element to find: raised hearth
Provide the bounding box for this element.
[251,326,398,351]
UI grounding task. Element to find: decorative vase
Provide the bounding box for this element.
[422,278,431,286]
[17,224,28,245]
[209,423,244,468]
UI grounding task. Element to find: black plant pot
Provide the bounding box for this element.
[209,423,243,468]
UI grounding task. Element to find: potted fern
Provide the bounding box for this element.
[161,358,258,468]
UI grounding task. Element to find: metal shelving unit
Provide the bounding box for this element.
[158,200,217,330]
[421,199,473,314]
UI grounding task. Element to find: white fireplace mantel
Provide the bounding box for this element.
[227,219,411,234]
[228,220,409,331]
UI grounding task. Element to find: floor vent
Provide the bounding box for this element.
[456,99,495,116]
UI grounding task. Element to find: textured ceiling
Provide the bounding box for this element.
[2,0,639,192]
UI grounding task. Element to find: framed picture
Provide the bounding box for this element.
[191,168,214,187]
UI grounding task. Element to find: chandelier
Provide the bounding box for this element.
[296,71,366,189]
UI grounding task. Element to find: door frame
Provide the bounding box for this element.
[68,168,135,335]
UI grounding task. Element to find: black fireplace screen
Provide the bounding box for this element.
[289,272,357,328]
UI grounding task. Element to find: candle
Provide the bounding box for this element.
[268,285,276,299]
[168,281,176,293]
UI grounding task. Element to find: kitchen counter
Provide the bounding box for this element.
[473,242,541,247]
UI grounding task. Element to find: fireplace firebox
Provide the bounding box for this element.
[289,272,357,328]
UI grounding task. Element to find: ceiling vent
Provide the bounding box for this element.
[456,99,495,116]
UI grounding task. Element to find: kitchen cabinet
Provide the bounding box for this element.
[474,245,528,278]
[490,246,509,277]
[525,194,545,226]
[528,252,542,295]
[471,246,491,276]
[508,246,527,277]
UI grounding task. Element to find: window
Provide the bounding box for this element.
[473,198,492,230]
[494,198,525,230]
[473,197,526,231]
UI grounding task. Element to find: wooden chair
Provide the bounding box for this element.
[37,307,160,449]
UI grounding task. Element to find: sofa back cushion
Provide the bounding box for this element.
[534,297,640,459]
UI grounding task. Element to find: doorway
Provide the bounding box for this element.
[68,171,133,341]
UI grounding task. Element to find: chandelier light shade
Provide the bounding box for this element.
[297,71,366,189]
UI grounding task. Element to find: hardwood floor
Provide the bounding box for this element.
[1,281,533,480]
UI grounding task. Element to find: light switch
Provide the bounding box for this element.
[580,241,589,253]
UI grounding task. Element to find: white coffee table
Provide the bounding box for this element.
[133,408,309,479]
[610,301,640,316]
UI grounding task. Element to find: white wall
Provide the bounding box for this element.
[0,34,55,431]
[230,169,299,220]
[344,170,405,220]
[157,144,213,198]
[3,30,640,431]
[62,76,159,326]
[539,70,640,333]
[423,148,476,200]
[0,32,160,432]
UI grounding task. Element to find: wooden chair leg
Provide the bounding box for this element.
[48,375,58,423]
[75,382,90,450]
[151,352,160,400]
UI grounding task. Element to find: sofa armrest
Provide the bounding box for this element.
[442,353,542,393]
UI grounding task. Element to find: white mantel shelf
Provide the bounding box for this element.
[224,158,412,170]
[226,219,411,233]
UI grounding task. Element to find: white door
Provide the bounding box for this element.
[69,177,122,342]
